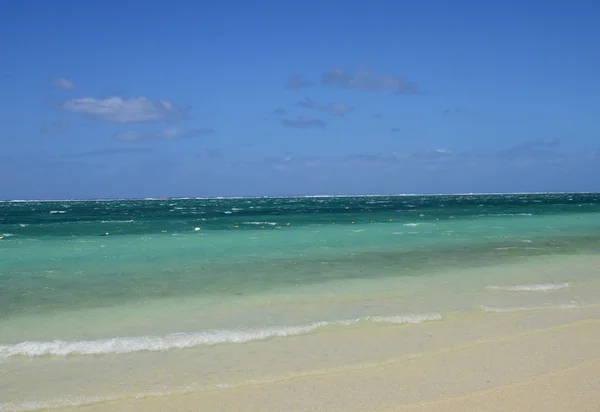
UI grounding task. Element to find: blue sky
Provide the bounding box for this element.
[1,0,599,199]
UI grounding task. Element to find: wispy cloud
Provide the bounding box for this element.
[285,74,312,91]
[260,141,575,176]
[296,97,353,117]
[443,107,461,115]
[114,127,214,141]
[391,128,400,133]
[51,77,76,90]
[58,97,188,123]
[272,108,287,116]
[322,68,419,95]
[280,116,326,129]
[325,102,353,117]
[373,113,383,119]
[59,148,155,158]
[524,138,560,148]
[197,148,223,159]
[40,120,69,134]
[494,139,561,160]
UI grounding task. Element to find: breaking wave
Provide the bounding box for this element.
[481,303,581,313]
[486,282,571,292]
[0,313,441,358]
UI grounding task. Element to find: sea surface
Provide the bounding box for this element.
[1,193,600,411]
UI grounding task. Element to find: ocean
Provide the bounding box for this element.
[1,193,600,411]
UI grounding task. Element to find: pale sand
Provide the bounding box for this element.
[46,308,600,412]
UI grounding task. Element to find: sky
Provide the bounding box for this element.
[1,0,600,199]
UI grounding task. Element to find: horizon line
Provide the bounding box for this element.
[1,191,598,203]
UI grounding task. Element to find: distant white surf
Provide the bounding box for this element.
[486,282,571,292]
[0,313,441,358]
[481,303,581,313]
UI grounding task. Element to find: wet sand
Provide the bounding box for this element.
[45,306,600,412]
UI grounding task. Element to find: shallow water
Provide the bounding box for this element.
[1,193,600,410]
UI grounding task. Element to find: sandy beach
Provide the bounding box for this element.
[40,304,600,412]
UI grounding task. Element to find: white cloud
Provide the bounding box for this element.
[59,97,187,123]
[51,77,76,90]
[114,127,213,141]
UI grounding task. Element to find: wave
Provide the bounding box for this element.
[480,213,533,217]
[243,222,277,225]
[0,394,123,412]
[481,303,581,313]
[486,282,571,292]
[403,223,419,227]
[48,211,66,214]
[100,220,135,223]
[0,313,441,358]
[0,323,442,412]
[0,192,591,203]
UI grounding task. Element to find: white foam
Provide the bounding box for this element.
[366,313,441,324]
[0,313,441,358]
[0,388,185,412]
[49,211,66,214]
[481,303,581,313]
[243,221,277,225]
[100,220,135,223]
[0,395,119,412]
[0,191,592,203]
[403,223,419,227]
[486,282,571,292]
[483,213,533,217]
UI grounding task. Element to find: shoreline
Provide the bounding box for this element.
[5,305,600,412]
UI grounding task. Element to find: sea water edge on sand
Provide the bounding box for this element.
[2,305,600,412]
[2,252,600,411]
[1,249,600,343]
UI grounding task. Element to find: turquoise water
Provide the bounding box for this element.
[2,193,600,411]
[2,193,600,319]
